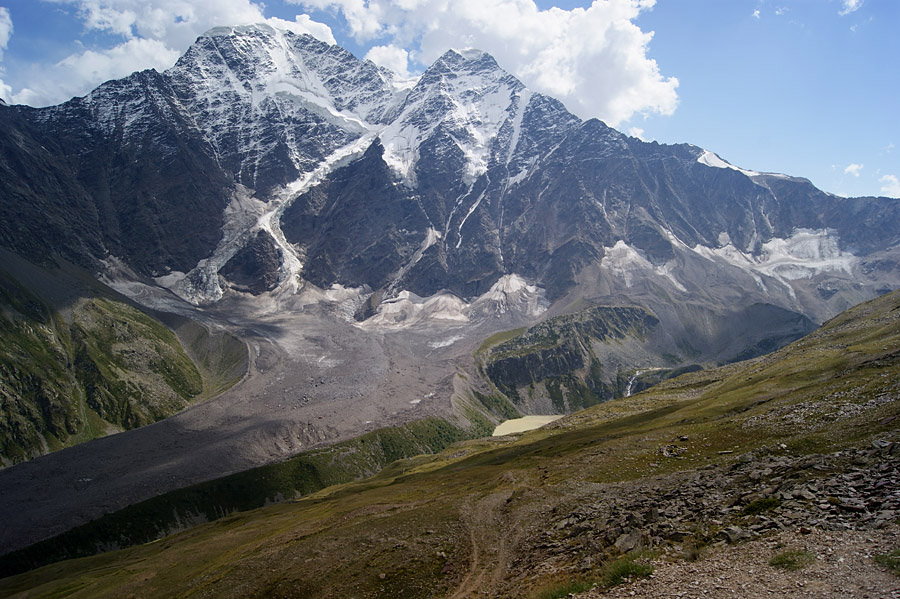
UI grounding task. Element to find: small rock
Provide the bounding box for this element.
[615,528,643,553]
[718,526,747,544]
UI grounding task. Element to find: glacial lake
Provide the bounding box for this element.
[492,415,563,436]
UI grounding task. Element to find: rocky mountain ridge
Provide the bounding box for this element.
[1,22,897,322]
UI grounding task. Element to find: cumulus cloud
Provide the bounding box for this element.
[881,174,900,198]
[752,9,760,19]
[0,7,12,103]
[844,163,863,177]
[0,6,11,59]
[42,0,268,48]
[365,44,411,78]
[839,0,863,15]
[7,0,334,106]
[7,38,180,105]
[292,0,678,126]
[266,15,336,43]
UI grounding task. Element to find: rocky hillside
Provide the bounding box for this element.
[2,288,897,598]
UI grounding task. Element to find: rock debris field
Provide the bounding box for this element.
[511,439,900,598]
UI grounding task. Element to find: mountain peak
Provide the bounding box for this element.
[202,22,288,39]
[165,23,401,192]
[422,48,514,86]
[378,48,534,184]
[433,48,498,69]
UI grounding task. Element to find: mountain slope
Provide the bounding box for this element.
[0,252,247,464]
[0,70,233,278]
[1,288,898,597]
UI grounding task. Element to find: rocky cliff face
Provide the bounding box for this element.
[480,301,817,414]
[0,69,232,277]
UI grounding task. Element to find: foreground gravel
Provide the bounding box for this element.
[587,526,900,599]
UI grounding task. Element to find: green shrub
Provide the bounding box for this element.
[743,496,780,515]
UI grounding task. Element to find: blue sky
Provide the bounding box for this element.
[0,0,896,198]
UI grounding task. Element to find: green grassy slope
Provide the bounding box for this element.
[0,418,476,578]
[0,260,246,465]
[1,289,898,598]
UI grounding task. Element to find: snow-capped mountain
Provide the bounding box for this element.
[166,24,407,193]
[1,22,899,328]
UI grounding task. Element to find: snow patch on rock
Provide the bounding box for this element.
[469,274,549,317]
[360,273,547,328]
[379,49,529,186]
[698,150,760,177]
[362,291,470,328]
[694,228,857,283]
[601,240,687,292]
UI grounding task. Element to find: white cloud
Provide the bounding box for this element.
[293,0,678,126]
[365,44,411,78]
[0,7,12,103]
[7,0,334,106]
[43,0,269,48]
[628,126,645,140]
[839,0,863,15]
[752,9,760,19]
[880,174,900,198]
[0,7,12,60]
[266,15,336,43]
[844,163,863,177]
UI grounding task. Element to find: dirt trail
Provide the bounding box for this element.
[450,491,518,599]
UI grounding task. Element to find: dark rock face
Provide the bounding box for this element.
[481,301,817,414]
[220,231,283,294]
[282,140,430,290]
[0,70,232,277]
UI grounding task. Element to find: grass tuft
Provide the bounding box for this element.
[534,578,596,599]
[769,550,815,571]
[601,552,655,587]
[875,549,900,576]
